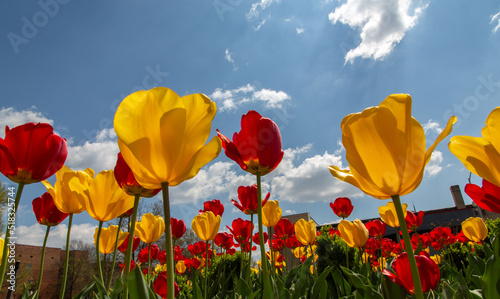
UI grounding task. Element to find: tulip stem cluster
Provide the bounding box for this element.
[0,181,25,289]
[95,221,105,287]
[161,182,176,299]
[392,195,424,299]
[122,194,140,298]
[35,225,51,298]
[107,217,123,291]
[59,213,73,299]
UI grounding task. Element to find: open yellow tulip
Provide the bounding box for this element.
[338,219,369,248]
[449,107,500,187]
[135,213,165,244]
[379,201,408,227]
[461,217,488,243]
[42,165,94,214]
[76,170,135,222]
[94,225,128,254]
[328,94,456,199]
[192,211,221,241]
[294,219,317,246]
[113,87,222,189]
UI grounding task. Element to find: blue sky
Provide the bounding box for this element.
[1,0,499,248]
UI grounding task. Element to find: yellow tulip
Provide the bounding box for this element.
[94,225,128,254]
[461,217,488,243]
[191,211,221,241]
[379,201,408,227]
[262,200,282,228]
[135,213,165,244]
[328,94,456,199]
[449,107,500,187]
[338,219,369,248]
[0,238,4,264]
[42,165,94,214]
[75,170,135,222]
[430,255,442,265]
[113,87,222,189]
[294,219,317,246]
[292,247,305,259]
[176,260,187,274]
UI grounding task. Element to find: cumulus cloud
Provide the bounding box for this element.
[329,0,429,63]
[491,11,500,33]
[0,107,54,137]
[210,84,290,112]
[247,0,280,19]
[66,128,119,172]
[16,223,97,248]
[422,119,448,177]
[225,48,238,71]
[296,26,305,34]
[425,151,443,177]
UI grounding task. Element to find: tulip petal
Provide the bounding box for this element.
[481,107,500,151]
[449,136,500,187]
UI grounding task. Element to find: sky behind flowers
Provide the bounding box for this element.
[1,0,500,248]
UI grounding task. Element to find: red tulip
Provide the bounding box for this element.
[188,241,206,256]
[465,179,500,213]
[365,220,386,239]
[173,246,184,261]
[118,234,141,254]
[329,197,354,219]
[271,239,285,251]
[226,218,253,246]
[217,110,284,176]
[138,244,159,263]
[114,153,161,197]
[153,274,180,298]
[383,252,440,294]
[199,199,224,217]
[253,231,268,245]
[329,228,341,237]
[232,184,270,215]
[430,227,453,250]
[381,238,396,257]
[120,260,135,272]
[185,257,201,270]
[171,218,186,240]
[274,218,294,240]
[285,235,300,249]
[32,192,69,226]
[405,211,424,232]
[364,238,380,256]
[215,232,234,250]
[0,123,67,184]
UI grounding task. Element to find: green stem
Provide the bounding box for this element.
[161,182,175,299]
[392,195,424,299]
[96,221,105,287]
[59,213,73,299]
[147,243,152,283]
[123,194,140,298]
[309,244,317,278]
[35,226,51,298]
[256,173,272,295]
[269,229,275,276]
[106,217,123,291]
[247,213,254,281]
[345,243,349,269]
[0,181,25,289]
[204,241,209,299]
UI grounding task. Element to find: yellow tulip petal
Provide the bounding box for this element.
[449,136,500,187]
[481,107,500,151]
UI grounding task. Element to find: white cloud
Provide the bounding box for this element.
[247,0,280,19]
[329,0,429,63]
[425,151,443,177]
[296,26,305,34]
[491,11,500,33]
[284,209,297,214]
[210,84,290,112]
[16,223,97,248]
[0,107,54,137]
[225,48,238,71]
[66,128,119,172]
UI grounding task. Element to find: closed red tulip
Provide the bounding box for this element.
[274,218,294,241]
[465,179,500,213]
[215,232,234,250]
[226,218,253,246]
[118,234,140,254]
[0,123,67,184]
[383,252,440,294]
[330,197,354,219]
[365,219,386,239]
[199,199,224,217]
[217,110,284,176]
[405,211,424,232]
[171,218,186,240]
[253,231,268,245]
[232,184,270,215]
[114,153,161,197]
[32,192,69,226]
[153,273,180,298]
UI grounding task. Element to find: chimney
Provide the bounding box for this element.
[450,185,466,209]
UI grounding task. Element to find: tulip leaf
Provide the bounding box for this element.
[331,268,351,297]
[310,266,334,299]
[128,266,160,299]
[341,266,383,299]
[109,275,124,298]
[482,236,500,299]
[71,281,96,299]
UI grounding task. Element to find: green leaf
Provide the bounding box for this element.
[128,266,160,299]
[341,266,383,299]
[71,281,96,299]
[310,266,334,299]
[109,275,124,298]
[93,276,111,299]
[331,268,350,297]
[482,236,500,299]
